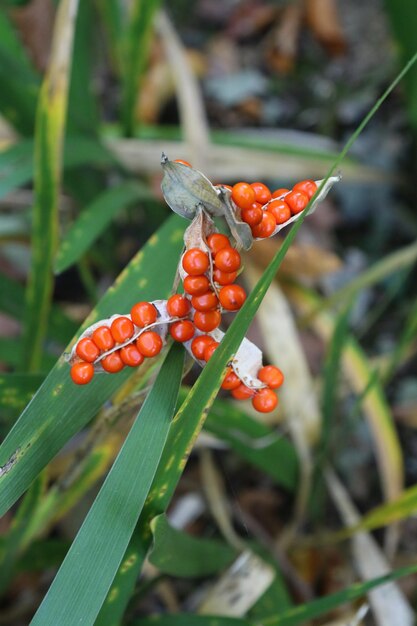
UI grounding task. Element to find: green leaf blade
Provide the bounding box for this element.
[30,343,184,626]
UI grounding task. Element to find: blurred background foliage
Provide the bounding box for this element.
[1,0,417,624]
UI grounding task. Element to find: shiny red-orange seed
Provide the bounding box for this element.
[130,301,157,328]
[71,361,94,385]
[136,331,163,357]
[231,182,256,210]
[191,334,215,360]
[272,187,290,199]
[111,316,134,343]
[204,341,219,361]
[174,159,192,167]
[219,284,246,311]
[191,290,219,312]
[251,211,276,238]
[183,274,210,296]
[213,268,237,286]
[182,248,210,276]
[120,344,145,367]
[76,337,100,363]
[167,294,191,318]
[193,309,222,332]
[206,233,230,256]
[231,384,256,400]
[101,351,124,373]
[221,369,241,390]
[250,182,272,205]
[258,365,284,389]
[252,388,278,413]
[92,326,115,352]
[170,320,195,342]
[293,179,317,199]
[214,247,241,272]
[285,190,309,215]
[241,203,263,227]
[267,199,291,225]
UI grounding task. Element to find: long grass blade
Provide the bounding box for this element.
[30,343,184,626]
[22,0,80,371]
[122,0,161,136]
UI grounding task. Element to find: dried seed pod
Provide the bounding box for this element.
[161,153,225,219]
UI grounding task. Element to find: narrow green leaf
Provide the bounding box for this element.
[31,343,184,626]
[15,539,69,574]
[0,214,184,517]
[329,482,417,542]
[149,514,237,577]
[122,0,161,136]
[55,181,151,274]
[263,561,417,625]
[22,0,80,371]
[96,0,125,74]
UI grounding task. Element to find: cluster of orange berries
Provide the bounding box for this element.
[70,301,163,385]
[224,179,317,238]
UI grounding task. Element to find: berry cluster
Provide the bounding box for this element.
[70,302,164,385]
[67,156,340,415]
[228,179,317,239]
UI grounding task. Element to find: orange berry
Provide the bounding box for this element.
[191,334,215,360]
[191,290,219,312]
[204,341,219,361]
[91,326,115,352]
[252,388,278,413]
[101,351,124,373]
[70,361,94,385]
[272,188,290,199]
[231,182,256,210]
[219,284,246,311]
[76,337,100,363]
[167,294,191,318]
[214,247,241,272]
[183,274,210,296]
[213,268,237,286]
[267,199,291,225]
[251,211,276,238]
[136,331,163,357]
[170,320,195,342]
[120,344,145,367]
[293,179,317,199]
[231,384,256,400]
[207,233,230,255]
[111,316,134,343]
[285,190,309,215]
[258,365,284,389]
[174,159,191,167]
[130,302,157,328]
[241,203,263,227]
[250,182,271,205]
[182,248,210,276]
[193,309,221,332]
[221,370,241,390]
